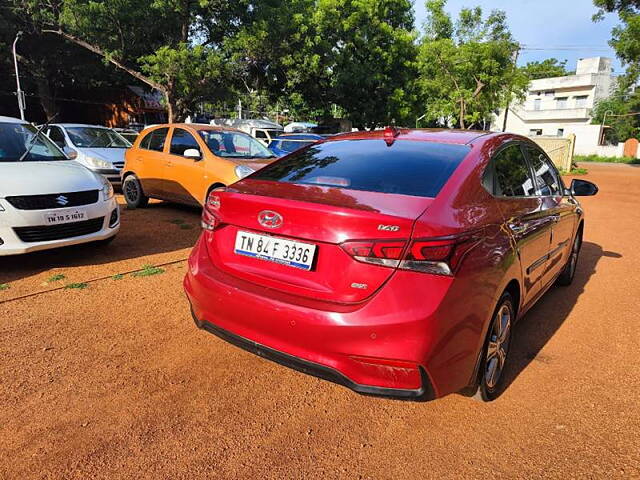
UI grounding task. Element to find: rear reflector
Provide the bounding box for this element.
[340,236,478,276]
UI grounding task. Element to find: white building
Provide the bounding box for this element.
[494,57,616,155]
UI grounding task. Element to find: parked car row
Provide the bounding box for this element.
[1,116,599,404]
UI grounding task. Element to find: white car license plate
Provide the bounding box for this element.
[234,231,316,270]
[43,209,87,225]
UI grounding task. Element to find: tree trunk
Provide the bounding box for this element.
[34,75,57,121]
[165,91,179,123]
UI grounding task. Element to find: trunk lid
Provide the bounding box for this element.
[204,180,433,303]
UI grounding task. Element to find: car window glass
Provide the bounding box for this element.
[253,139,469,198]
[0,122,67,162]
[281,140,313,152]
[255,130,267,139]
[170,128,200,156]
[141,128,168,152]
[66,127,129,148]
[198,130,273,158]
[48,126,66,147]
[493,144,535,197]
[524,145,561,196]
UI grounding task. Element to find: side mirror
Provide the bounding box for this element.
[183,148,201,160]
[570,179,598,196]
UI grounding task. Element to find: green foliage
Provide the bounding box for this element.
[0,284,10,291]
[521,59,570,80]
[574,154,640,164]
[47,274,66,282]
[417,0,527,129]
[140,44,231,119]
[230,0,418,127]
[560,167,589,175]
[591,83,640,142]
[65,282,89,290]
[132,265,165,277]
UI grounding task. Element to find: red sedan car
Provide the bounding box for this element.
[184,128,597,401]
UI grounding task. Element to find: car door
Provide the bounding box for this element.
[164,127,206,205]
[487,142,555,305]
[135,127,170,198]
[523,143,577,285]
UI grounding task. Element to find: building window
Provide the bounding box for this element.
[556,97,568,109]
[529,129,543,136]
[557,128,564,137]
[544,91,555,97]
[534,98,541,111]
[575,95,588,108]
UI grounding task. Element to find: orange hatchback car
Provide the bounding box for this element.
[122,124,278,208]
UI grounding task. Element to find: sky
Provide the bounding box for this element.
[413,0,624,74]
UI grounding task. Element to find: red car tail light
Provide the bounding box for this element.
[340,239,408,267]
[201,190,223,231]
[341,236,478,276]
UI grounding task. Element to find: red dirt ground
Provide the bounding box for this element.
[1,162,638,479]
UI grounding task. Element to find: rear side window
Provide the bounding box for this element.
[492,144,535,197]
[140,128,168,152]
[523,144,562,196]
[170,128,200,156]
[252,139,469,198]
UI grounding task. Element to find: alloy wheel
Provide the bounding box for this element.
[484,303,512,389]
[125,178,139,203]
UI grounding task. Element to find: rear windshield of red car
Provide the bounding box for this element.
[251,138,469,198]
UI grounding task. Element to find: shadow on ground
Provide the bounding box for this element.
[499,241,622,394]
[0,199,202,285]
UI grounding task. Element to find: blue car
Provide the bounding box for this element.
[268,134,324,157]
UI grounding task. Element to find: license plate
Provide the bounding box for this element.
[43,209,87,225]
[234,231,316,271]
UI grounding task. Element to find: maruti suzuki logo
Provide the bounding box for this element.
[56,195,69,206]
[258,210,283,229]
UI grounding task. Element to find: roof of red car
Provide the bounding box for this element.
[325,128,498,145]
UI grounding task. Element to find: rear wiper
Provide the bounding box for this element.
[18,113,59,162]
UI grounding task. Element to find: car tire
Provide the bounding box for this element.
[556,230,582,286]
[473,292,514,402]
[123,175,149,209]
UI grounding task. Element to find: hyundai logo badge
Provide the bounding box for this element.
[258,210,283,229]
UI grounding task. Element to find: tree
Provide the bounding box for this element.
[229,0,419,128]
[521,59,570,80]
[591,0,640,142]
[8,0,250,121]
[594,0,640,79]
[416,0,528,129]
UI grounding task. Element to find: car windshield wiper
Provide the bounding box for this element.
[18,113,59,162]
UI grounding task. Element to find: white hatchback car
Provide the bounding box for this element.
[44,123,131,188]
[0,116,120,256]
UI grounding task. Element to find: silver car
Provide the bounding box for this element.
[44,124,132,187]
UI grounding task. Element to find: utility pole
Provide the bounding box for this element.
[12,31,25,120]
[502,44,521,132]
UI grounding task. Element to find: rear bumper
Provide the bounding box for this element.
[191,308,432,400]
[183,235,484,399]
